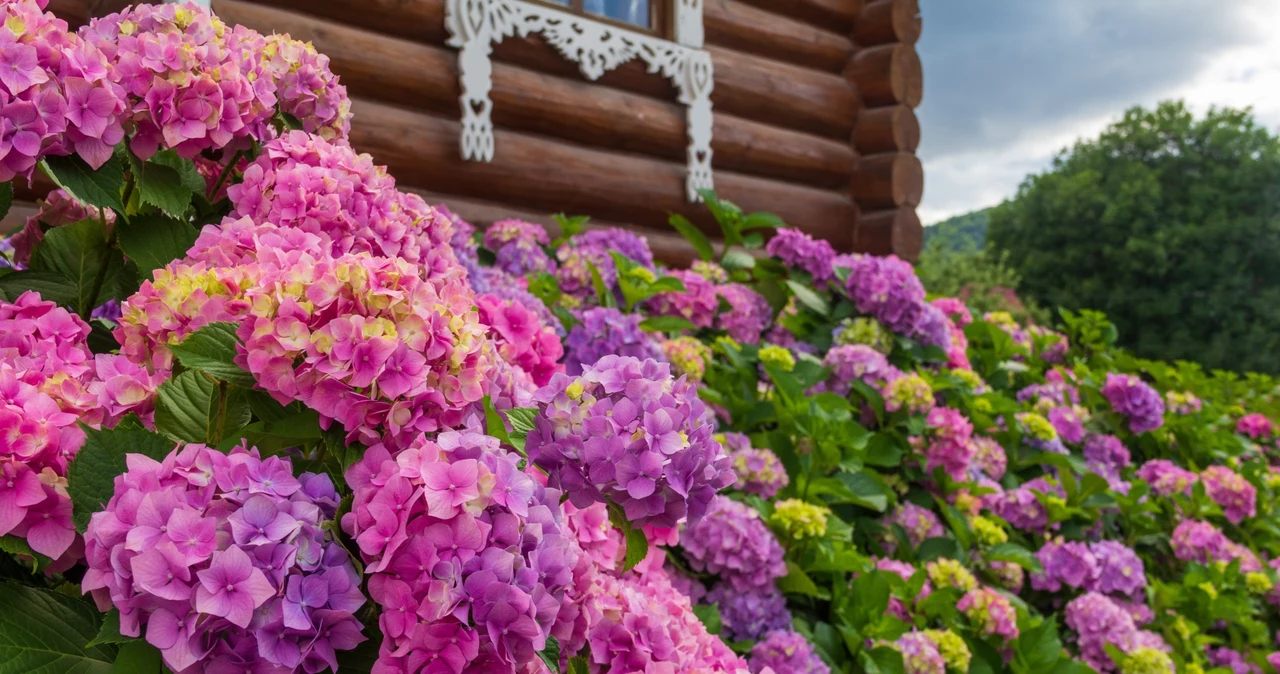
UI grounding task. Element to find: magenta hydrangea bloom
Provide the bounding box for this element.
[1090,540,1146,599]
[931,297,973,326]
[563,306,664,376]
[722,433,789,499]
[82,444,365,673]
[716,283,773,344]
[842,254,946,347]
[1135,459,1197,498]
[893,631,945,674]
[476,292,564,387]
[681,495,786,593]
[1100,374,1165,434]
[970,437,1007,481]
[527,355,734,528]
[710,584,792,642]
[1083,434,1130,492]
[985,477,1062,532]
[1048,405,1086,444]
[750,630,830,674]
[1207,647,1261,674]
[766,228,836,287]
[1201,465,1257,524]
[957,587,1019,642]
[1171,519,1262,571]
[483,218,556,277]
[812,344,900,398]
[1237,413,1273,440]
[1064,592,1171,673]
[220,131,461,283]
[881,502,944,553]
[647,269,720,329]
[1031,540,1100,593]
[922,407,975,480]
[873,557,933,620]
[260,33,351,140]
[343,429,581,672]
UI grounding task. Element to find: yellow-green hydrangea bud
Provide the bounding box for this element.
[972,398,994,415]
[985,311,1018,332]
[759,345,796,372]
[627,266,657,284]
[662,336,713,382]
[1119,648,1175,674]
[1197,582,1218,600]
[885,374,934,415]
[926,558,978,592]
[924,630,971,672]
[713,335,740,355]
[950,369,986,392]
[1017,412,1058,441]
[970,516,1008,545]
[691,260,728,283]
[834,317,895,354]
[1265,469,1280,490]
[1185,664,1205,674]
[771,498,830,539]
[1246,572,1274,595]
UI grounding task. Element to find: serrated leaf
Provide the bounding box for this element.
[0,182,11,221]
[29,218,116,315]
[168,323,254,386]
[150,149,205,194]
[567,655,590,674]
[504,407,539,452]
[0,583,114,674]
[536,635,561,674]
[221,408,322,454]
[668,213,714,261]
[621,524,648,573]
[692,604,722,635]
[785,279,831,317]
[0,534,52,572]
[40,154,125,213]
[0,270,80,306]
[68,424,173,532]
[128,150,196,218]
[154,370,218,444]
[111,640,162,673]
[116,212,199,275]
[639,316,696,333]
[85,610,132,648]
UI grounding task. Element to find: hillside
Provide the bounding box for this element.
[923,207,991,251]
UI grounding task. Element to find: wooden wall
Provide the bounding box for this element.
[21,0,924,263]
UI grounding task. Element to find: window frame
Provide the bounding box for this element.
[523,0,672,39]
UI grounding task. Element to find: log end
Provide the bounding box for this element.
[853,0,922,46]
[851,151,924,210]
[856,206,922,259]
[853,104,921,154]
[847,43,923,108]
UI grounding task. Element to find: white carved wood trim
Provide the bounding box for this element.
[445,0,714,201]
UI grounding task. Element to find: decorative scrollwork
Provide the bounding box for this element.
[444,0,714,201]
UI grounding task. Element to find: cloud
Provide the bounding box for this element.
[916,0,1280,223]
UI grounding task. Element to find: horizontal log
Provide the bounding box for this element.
[851,152,923,210]
[845,43,922,107]
[221,0,859,140]
[734,0,860,34]
[213,0,855,187]
[853,0,921,46]
[349,98,859,249]
[853,104,920,154]
[856,207,922,260]
[47,0,91,26]
[408,189,711,267]
[704,0,853,72]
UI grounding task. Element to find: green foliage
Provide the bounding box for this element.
[915,242,1050,324]
[923,208,990,252]
[988,101,1280,373]
[116,213,199,275]
[40,153,125,213]
[0,582,115,674]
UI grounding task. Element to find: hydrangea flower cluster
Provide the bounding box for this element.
[1135,459,1197,497]
[717,283,773,344]
[893,631,946,674]
[475,292,564,387]
[648,269,720,329]
[1032,539,1147,599]
[750,630,831,674]
[771,498,830,540]
[343,429,579,671]
[720,432,789,498]
[970,436,1007,481]
[555,227,653,302]
[1084,434,1130,491]
[985,477,1063,532]
[482,218,555,277]
[1101,374,1165,434]
[832,317,895,353]
[841,253,947,347]
[260,33,351,139]
[82,445,365,673]
[662,335,713,382]
[813,344,899,397]
[1171,519,1261,571]
[681,495,786,592]
[563,306,663,375]
[1164,390,1202,415]
[222,131,460,282]
[766,228,836,287]
[1237,413,1273,440]
[1064,592,1170,673]
[526,355,734,527]
[882,502,944,551]
[957,587,1019,642]
[921,407,975,480]
[709,585,792,642]
[885,373,935,414]
[1200,465,1256,524]
[235,252,493,448]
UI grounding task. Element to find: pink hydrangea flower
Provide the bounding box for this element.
[476,292,564,387]
[1201,465,1257,524]
[1237,413,1273,440]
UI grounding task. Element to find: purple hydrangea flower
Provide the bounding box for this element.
[766,228,837,286]
[1100,374,1165,434]
[563,306,664,375]
[681,495,787,592]
[750,630,831,674]
[812,344,900,397]
[709,584,792,642]
[1032,540,1100,593]
[1091,540,1146,599]
[717,283,773,344]
[842,253,947,347]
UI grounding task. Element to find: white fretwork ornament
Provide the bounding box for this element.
[445,0,714,201]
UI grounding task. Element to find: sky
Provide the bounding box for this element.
[915,0,1280,225]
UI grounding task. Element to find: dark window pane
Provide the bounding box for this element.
[584,0,650,27]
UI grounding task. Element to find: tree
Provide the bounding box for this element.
[987,101,1280,373]
[915,243,1050,325]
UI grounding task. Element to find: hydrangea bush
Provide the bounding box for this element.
[3,4,1280,674]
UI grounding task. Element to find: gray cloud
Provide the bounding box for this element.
[916,0,1278,221]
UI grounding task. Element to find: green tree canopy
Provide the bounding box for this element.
[987,101,1280,373]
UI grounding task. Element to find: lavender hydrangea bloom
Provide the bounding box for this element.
[710,585,792,642]
[717,283,773,344]
[682,495,787,592]
[812,344,901,397]
[1065,592,1137,672]
[1032,540,1101,593]
[483,218,556,277]
[555,227,654,301]
[843,253,945,346]
[985,477,1063,532]
[1091,540,1146,599]
[647,269,720,329]
[766,228,837,286]
[1083,434,1130,492]
[527,355,735,528]
[750,630,831,674]
[563,306,664,375]
[1101,374,1165,434]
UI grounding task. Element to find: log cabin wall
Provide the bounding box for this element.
[23,0,925,264]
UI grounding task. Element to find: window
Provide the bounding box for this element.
[534,0,668,36]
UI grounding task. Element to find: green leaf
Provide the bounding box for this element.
[40,154,125,213]
[987,542,1042,572]
[128,150,196,218]
[0,535,52,572]
[536,635,561,673]
[917,537,962,561]
[742,211,785,230]
[0,270,80,306]
[168,323,254,387]
[668,213,714,261]
[154,370,218,444]
[86,610,132,648]
[0,182,11,222]
[334,637,379,673]
[116,212,199,275]
[222,408,322,454]
[482,395,514,448]
[0,582,114,674]
[503,407,539,453]
[586,262,614,308]
[836,471,890,512]
[150,149,205,195]
[567,655,590,674]
[721,248,755,270]
[863,646,905,674]
[68,423,173,532]
[29,218,115,315]
[778,561,822,597]
[622,524,648,573]
[785,279,831,317]
[639,316,696,333]
[111,640,162,673]
[692,603,722,635]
